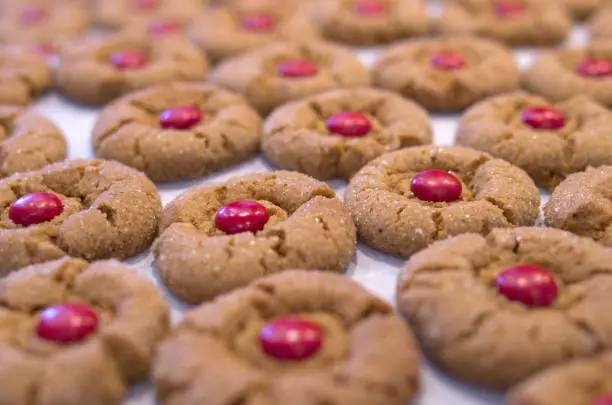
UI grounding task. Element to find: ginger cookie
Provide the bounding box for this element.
[154,270,420,405]
[0,257,169,405]
[0,45,51,106]
[524,42,612,107]
[0,106,67,177]
[305,0,428,46]
[93,82,261,183]
[262,88,432,180]
[589,6,612,39]
[56,35,209,105]
[372,37,520,112]
[344,145,539,258]
[153,171,357,304]
[0,159,162,277]
[94,0,201,30]
[211,41,371,115]
[438,0,571,46]
[456,92,612,189]
[397,227,612,388]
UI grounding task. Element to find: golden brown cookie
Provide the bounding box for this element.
[397,227,612,388]
[262,88,432,180]
[154,270,420,405]
[0,159,162,277]
[93,82,261,183]
[372,37,520,112]
[344,145,539,257]
[305,0,428,46]
[56,34,209,105]
[0,257,169,405]
[153,171,357,304]
[588,5,612,39]
[456,92,612,189]
[438,0,571,46]
[524,42,612,107]
[93,0,202,29]
[211,41,371,115]
[0,45,51,106]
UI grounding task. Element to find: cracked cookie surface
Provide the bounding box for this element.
[262,88,432,180]
[92,82,261,182]
[94,0,201,29]
[0,45,51,106]
[154,270,420,405]
[344,145,539,257]
[153,171,357,304]
[0,257,169,405]
[0,159,162,277]
[456,92,612,189]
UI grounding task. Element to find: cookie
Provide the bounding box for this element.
[0,45,51,106]
[0,106,67,177]
[94,0,202,29]
[344,145,539,258]
[438,0,571,46]
[153,171,357,303]
[154,270,420,405]
[524,42,612,108]
[0,159,162,277]
[396,227,612,388]
[372,37,520,112]
[0,257,169,405]
[56,34,209,105]
[456,92,612,189]
[507,353,612,405]
[211,41,371,115]
[589,5,612,39]
[305,0,428,46]
[262,88,432,180]
[93,82,261,183]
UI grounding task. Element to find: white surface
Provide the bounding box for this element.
[30,25,588,405]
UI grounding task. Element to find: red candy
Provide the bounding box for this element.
[37,304,98,343]
[593,395,612,405]
[260,317,323,361]
[31,43,56,60]
[277,59,318,78]
[411,170,462,203]
[215,200,269,234]
[9,192,63,227]
[109,50,148,70]
[148,20,179,36]
[159,105,202,130]
[241,14,276,32]
[131,0,158,10]
[326,112,372,137]
[521,106,566,130]
[576,58,612,78]
[430,51,466,70]
[354,0,387,15]
[20,5,48,24]
[496,264,558,307]
[493,1,526,17]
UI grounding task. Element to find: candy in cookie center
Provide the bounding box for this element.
[9,192,64,227]
[148,19,179,36]
[492,1,526,18]
[496,264,558,307]
[241,13,276,32]
[327,112,372,137]
[159,105,202,130]
[430,51,466,70]
[410,170,462,203]
[354,0,388,16]
[594,395,612,405]
[576,58,612,78]
[37,304,98,343]
[131,0,159,11]
[260,317,323,361]
[521,106,566,130]
[20,5,49,25]
[109,50,149,70]
[215,200,270,235]
[277,59,318,78]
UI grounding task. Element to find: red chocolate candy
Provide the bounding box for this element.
[326,112,372,137]
[215,200,269,234]
[430,51,466,70]
[521,106,566,130]
[148,20,179,36]
[241,13,276,32]
[493,1,526,17]
[411,170,463,203]
[109,50,148,70]
[37,304,98,343]
[9,192,63,227]
[277,59,318,78]
[260,317,323,361]
[354,0,388,16]
[20,5,48,25]
[159,106,202,130]
[496,264,558,307]
[576,58,612,78]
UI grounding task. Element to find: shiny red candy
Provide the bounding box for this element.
[215,200,269,234]
[521,106,566,130]
[496,264,558,307]
[159,106,202,130]
[131,0,158,10]
[109,51,148,70]
[241,14,276,32]
[430,51,466,70]
[277,59,318,78]
[576,58,612,78]
[593,395,612,405]
[148,20,179,36]
[260,317,323,361]
[411,170,462,203]
[31,43,56,59]
[493,1,526,17]
[37,304,98,343]
[9,192,63,227]
[354,0,387,15]
[20,5,48,25]
[326,112,372,137]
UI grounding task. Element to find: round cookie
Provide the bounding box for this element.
[589,6,612,39]
[305,0,428,46]
[0,257,169,405]
[438,0,571,46]
[93,0,202,29]
[544,166,612,247]
[211,41,371,115]
[396,227,612,388]
[0,159,162,277]
[344,145,539,258]
[262,88,432,180]
[456,91,612,189]
[0,45,51,106]
[154,270,420,405]
[56,35,209,105]
[93,82,261,182]
[153,171,357,303]
[372,37,520,111]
